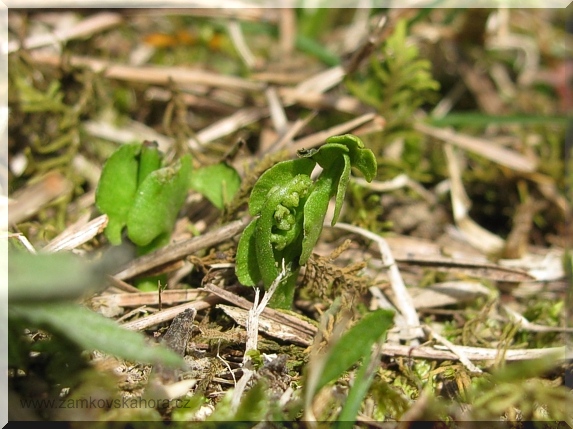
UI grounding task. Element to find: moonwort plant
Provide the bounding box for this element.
[236,134,377,308]
[96,141,192,255]
[96,140,240,256]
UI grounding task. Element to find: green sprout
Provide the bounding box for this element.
[96,140,240,269]
[235,134,377,308]
[95,141,192,253]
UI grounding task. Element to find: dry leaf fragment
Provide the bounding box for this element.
[410,281,491,309]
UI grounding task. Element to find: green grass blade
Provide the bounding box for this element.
[314,309,394,395]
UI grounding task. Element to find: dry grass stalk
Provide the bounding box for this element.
[334,222,423,342]
[226,20,258,69]
[294,65,345,95]
[82,119,177,153]
[28,51,265,92]
[195,106,268,145]
[381,343,567,362]
[8,233,37,254]
[395,256,533,282]
[423,325,482,373]
[43,214,108,252]
[278,88,368,115]
[120,292,229,331]
[416,122,537,173]
[230,264,284,411]
[105,276,141,294]
[8,171,73,225]
[409,281,490,309]
[6,12,123,53]
[91,288,205,309]
[203,283,317,343]
[114,218,246,281]
[145,86,241,112]
[353,174,437,205]
[261,112,317,157]
[502,305,573,333]
[218,304,313,347]
[278,8,296,57]
[266,86,288,135]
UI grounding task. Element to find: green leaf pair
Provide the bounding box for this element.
[96,141,241,253]
[96,141,191,249]
[235,134,377,308]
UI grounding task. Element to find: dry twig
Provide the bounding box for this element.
[28,51,265,91]
[43,214,108,253]
[120,289,236,331]
[334,222,423,342]
[6,12,123,53]
[423,325,482,373]
[8,171,73,225]
[230,262,285,411]
[416,122,537,173]
[114,218,246,281]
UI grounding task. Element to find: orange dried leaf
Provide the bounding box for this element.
[143,33,179,48]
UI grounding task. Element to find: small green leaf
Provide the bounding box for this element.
[127,155,192,247]
[9,302,184,367]
[310,142,349,171]
[314,309,394,395]
[95,144,141,245]
[338,347,377,422]
[248,158,315,216]
[325,134,377,182]
[189,162,241,209]
[331,154,351,225]
[245,349,264,369]
[351,148,377,182]
[235,219,261,286]
[300,174,333,265]
[309,135,376,224]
